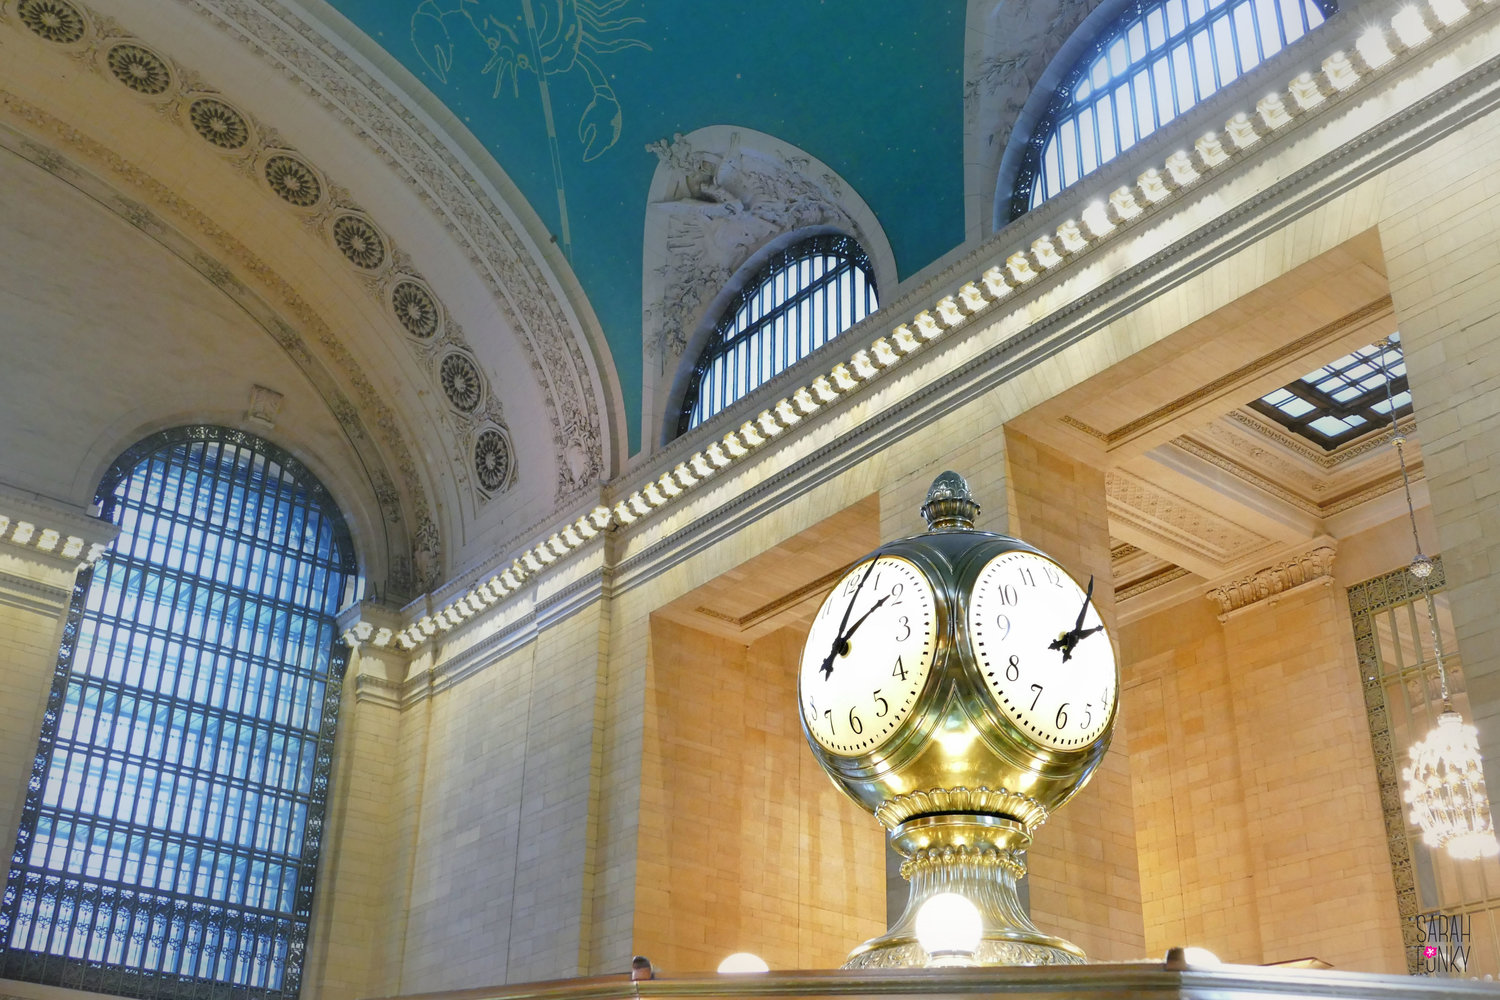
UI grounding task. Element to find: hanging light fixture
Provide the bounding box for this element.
[1377,336,1500,860]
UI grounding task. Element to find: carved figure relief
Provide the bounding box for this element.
[642,129,887,441]
[410,0,648,162]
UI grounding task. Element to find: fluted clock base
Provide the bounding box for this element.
[843,814,1086,969]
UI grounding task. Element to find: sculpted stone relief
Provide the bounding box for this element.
[185,0,610,500]
[964,0,1099,235]
[641,128,890,445]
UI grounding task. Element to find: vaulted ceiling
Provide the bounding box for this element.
[327,0,967,452]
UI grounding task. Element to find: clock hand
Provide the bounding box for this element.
[821,559,878,679]
[1048,575,1099,662]
[838,593,891,651]
[1073,574,1095,633]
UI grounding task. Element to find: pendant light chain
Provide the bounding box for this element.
[1375,336,1448,704]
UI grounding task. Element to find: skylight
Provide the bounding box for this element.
[1249,335,1412,449]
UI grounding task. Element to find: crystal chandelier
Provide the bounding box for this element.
[1377,336,1500,860]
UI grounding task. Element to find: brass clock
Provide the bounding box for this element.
[797,471,1118,967]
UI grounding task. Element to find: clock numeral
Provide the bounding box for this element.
[1080,705,1092,729]
[889,581,904,604]
[1005,654,1020,682]
[806,698,817,728]
[873,689,889,718]
[824,709,835,734]
[848,707,864,734]
[1055,703,1069,729]
[892,656,907,681]
[1029,683,1044,711]
[996,583,1019,606]
[1017,566,1035,587]
[896,615,911,642]
[994,613,1011,639]
[1043,564,1062,587]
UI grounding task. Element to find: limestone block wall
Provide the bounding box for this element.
[303,667,403,1000]
[634,619,885,971]
[1380,105,1500,796]
[1121,569,1406,972]
[1122,598,1263,962]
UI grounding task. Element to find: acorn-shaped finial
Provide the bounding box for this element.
[921,471,981,531]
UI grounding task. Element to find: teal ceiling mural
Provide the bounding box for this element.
[337,1,966,452]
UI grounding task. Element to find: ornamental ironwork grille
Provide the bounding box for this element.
[678,234,878,435]
[1349,558,1500,978]
[0,426,356,1000]
[1009,0,1335,219]
[1251,334,1413,450]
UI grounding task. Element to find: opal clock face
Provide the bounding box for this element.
[968,550,1117,751]
[799,556,938,757]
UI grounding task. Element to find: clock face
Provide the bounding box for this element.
[967,550,1117,751]
[799,555,938,757]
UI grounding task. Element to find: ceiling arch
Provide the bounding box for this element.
[0,0,617,591]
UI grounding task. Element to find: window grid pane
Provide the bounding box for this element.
[679,234,878,436]
[1249,334,1411,449]
[1,426,355,1000]
[1012,0,1334,218]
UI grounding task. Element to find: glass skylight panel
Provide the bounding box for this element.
[1250,334,1412,449]
[680,234,877,436]
[1011,0,1334,217]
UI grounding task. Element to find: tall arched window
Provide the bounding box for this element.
[1,426,356,1000]
[1009,0,1336,219]
[678,233,878,435]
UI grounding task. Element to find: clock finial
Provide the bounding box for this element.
[921,471,981,531]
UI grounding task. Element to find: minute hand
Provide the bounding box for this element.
[818,592,891,679]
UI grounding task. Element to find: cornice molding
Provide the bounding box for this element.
[1106,469,1270,567]
[0,488,117,572]
[0,569,74,616]
[1225,408,1408,469]
[1205,541,1337,621]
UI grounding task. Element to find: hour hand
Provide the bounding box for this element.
[1049,623,1104,662]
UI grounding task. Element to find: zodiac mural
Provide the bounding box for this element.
[411,0,648,162]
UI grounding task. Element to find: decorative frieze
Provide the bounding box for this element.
[1205,543,1337,621]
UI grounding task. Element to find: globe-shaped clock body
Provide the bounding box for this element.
[797,529,1119,821]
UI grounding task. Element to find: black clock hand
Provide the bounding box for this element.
[818,592,893,678]
[839,593,891,649]
[1073,574,1095,633]
[821,559,878,679]
[1048,575,1099,662]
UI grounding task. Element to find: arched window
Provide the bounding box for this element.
[678,233,878,435]
[1010,0,1336,219]
[1,426,356,1000]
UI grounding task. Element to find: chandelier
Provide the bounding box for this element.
[1377,336,1500,860]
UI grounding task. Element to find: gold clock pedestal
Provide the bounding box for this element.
[797,472,1119,971]
[843,814,1085,968]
